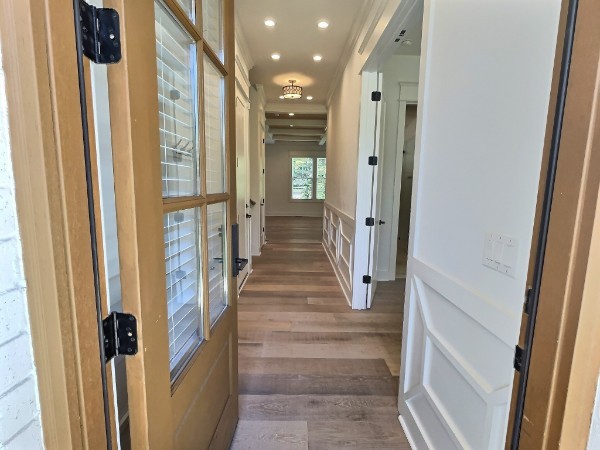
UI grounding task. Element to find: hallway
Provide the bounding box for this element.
[231,217,409,449]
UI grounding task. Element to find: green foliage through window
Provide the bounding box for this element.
[290,156,326,201]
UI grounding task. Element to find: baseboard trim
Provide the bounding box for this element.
[399,414,417,450]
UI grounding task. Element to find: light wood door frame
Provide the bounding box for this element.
[506,0,600,447]
[0,0,119,448]
[104,0,239,447]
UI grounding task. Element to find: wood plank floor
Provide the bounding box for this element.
[231,216,409,449]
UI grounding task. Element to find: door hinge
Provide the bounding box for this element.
[365,217,375,227]
[78,0,121,64]
[368,156,378,166]
[514,345,524,372]
[363,275,372,284]
[103,312,138,363]
[523,287,533,314]
[371,91,382,102]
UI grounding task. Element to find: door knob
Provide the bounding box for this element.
[378,220,386,225]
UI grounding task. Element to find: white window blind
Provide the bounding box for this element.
[163,208,203,373]
[173,0,195,23]
[202,0,223,60]
[203,56,226,194]
[207,203,227,325]
[155,2,200,198]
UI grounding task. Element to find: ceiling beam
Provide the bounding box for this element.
[270,129,325,137]
[266,119,327,127]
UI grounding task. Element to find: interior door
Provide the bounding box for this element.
[260,126,266,246]
[235,96,250,288]
[365,73,385,308]
[99,0,239,447]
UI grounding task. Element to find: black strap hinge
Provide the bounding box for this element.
[365,217,375,227]
[371,91,382,102]
[368,156,378,166]
[79,0,122,64]
[363,275,372,284]
[103,312,138,363]
[514,345,524,372]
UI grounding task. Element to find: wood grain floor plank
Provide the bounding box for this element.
[232,217,408,448]
[230,421,308,450]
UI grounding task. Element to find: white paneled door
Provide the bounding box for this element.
[398,0,561,448]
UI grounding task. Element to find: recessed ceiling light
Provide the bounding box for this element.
[290,125,294,127]
[264,19,276,28]
[318,21,329,29]
[271,53,281,60]
[289,113,295,116]
[307,96,313,100]
[279,95,284,99]
[313,55,322,62]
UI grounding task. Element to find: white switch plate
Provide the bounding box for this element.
[483,232,518,277]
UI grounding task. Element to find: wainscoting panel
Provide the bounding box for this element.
[400,257,513,449]
[323,202,355,305]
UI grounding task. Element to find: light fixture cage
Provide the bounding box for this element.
[283,80,302,99]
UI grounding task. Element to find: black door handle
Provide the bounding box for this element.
[379,220,386,225]
[246,214,252,219]
[235,257,248,272]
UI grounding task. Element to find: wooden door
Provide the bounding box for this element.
[102,0,238,447]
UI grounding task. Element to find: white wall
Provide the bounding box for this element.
[0,44,44,450]
[589,376,600,450]
[326,0,405,220]
[399,0,562,447]
[265,142,326,217]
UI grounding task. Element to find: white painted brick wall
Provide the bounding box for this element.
[0,41,44,449]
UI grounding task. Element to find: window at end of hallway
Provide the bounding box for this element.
[290,156,326,201]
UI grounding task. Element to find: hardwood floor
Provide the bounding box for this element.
[231,216,409,449]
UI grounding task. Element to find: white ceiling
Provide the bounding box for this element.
[393,0,423,56]
[235,0,367,107]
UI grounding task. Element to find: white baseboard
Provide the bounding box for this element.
[399,414,417,450]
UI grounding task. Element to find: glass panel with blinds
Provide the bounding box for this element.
[204,56,226,194]
[202,0,224,61]
[155,2,200,198]
[207,202,228,325]
[173,0,195,23]
[163,208,203,373]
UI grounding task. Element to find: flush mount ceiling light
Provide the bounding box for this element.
[306,96,313,100]
[318,20,329,29]
[289,113,295,116]
[264,18,276,27]
[313,55,322,62]
[271,53,281,60]
[282,80,302,99]
[401,39,413,46]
